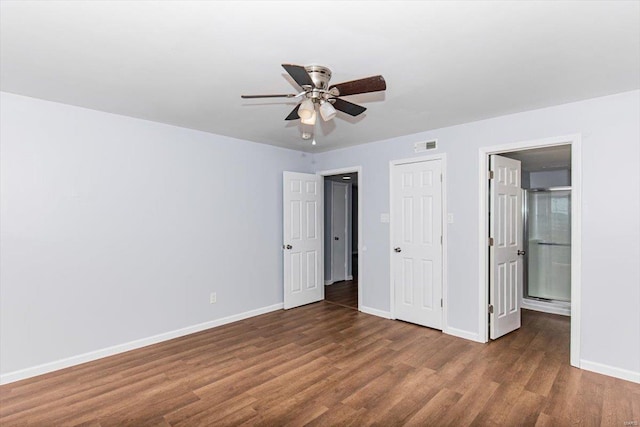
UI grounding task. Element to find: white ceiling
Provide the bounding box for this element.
[503,145,571,172]
[1,1,639,153]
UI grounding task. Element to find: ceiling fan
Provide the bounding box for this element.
[241,64,386,126]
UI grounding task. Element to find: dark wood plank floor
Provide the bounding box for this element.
[1,305,639,426]
[325,279,358,309]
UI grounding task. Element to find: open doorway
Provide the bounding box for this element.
[506,146,572,317]
[479,134,582,368]
[322,170,359,310]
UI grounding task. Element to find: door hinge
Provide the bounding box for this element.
[488,304,494,314]
[488,237,494,246]
[440,173,443,182]
[488,170,494,180]
[440,235,443,245]
[440,298,443,308]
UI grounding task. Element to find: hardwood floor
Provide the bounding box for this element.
[1,305,638,426]
[325,279,358,309]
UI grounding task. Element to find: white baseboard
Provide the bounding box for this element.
[0,303,284,385]
[346,275,353,280]
[360,305,392,319]
[522,298,571,316]
[444,326,484,343]
[580,359,640,384]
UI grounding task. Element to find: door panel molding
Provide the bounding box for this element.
[389,153,447,331]
[489,154,522,339]
[283,172,324,309]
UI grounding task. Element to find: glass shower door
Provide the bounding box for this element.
[525,188,571,302]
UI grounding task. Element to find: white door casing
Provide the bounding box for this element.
[489,155,523,339]
[283,172,323,309]
[392,159,443,330]
[331,182,348,282]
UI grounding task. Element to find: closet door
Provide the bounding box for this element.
[391,159,443,330]
[283,172,323,309]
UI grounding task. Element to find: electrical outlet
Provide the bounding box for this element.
[210,292,217,304]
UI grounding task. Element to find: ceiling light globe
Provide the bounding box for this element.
[300,110,316,125]
[298,99,315,120]
[319,101,337,121]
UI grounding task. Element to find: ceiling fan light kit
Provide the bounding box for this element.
[241,64,386,144]
[319,101,337,121]
[300,111,317,126]
[298,99,315,119]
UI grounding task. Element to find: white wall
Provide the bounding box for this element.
[2,90,638,383]
[313,90,640,378]
[0,92,311,378]
[323,180,354,283]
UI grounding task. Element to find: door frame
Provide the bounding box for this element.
[330,181,349,283]
[389,153,448,330]
[478,134,582,367]
[318,166,363,310]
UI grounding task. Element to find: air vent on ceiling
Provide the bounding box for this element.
[414,140,437,153]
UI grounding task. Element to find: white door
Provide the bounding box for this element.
[392,160,443,329]
[283,172,323,309]
[331,182,348,282]
[489,155,523,338]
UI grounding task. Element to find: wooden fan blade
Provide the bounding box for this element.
[241,94,296,99]
[332,98,367,116]
[329,75,386,96]
[282,64,314,88]
[284,104,300,121]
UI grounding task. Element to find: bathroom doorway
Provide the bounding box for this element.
[505,145,572,316]
[479,134,582,367]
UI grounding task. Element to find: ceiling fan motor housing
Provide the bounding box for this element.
[304,65,333,103]
[304,65,332,90]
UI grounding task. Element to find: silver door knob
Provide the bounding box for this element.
[283,244,292,250]
[394,247,402,253]
[334,237,339,240]
[517,250,526,256]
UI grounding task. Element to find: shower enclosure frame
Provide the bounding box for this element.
[522,186,572,315]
